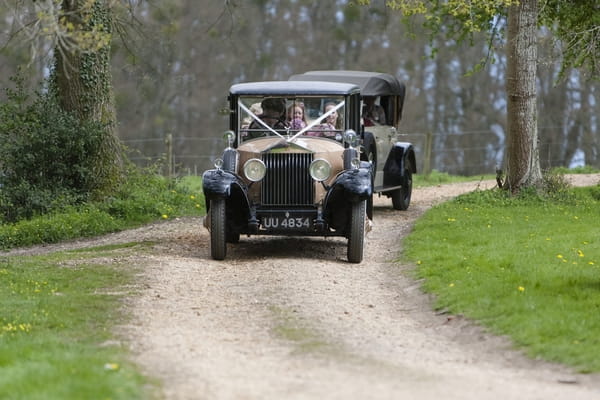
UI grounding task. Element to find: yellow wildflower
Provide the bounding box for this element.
[104,363,120,371]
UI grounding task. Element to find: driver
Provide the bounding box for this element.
[248,98,288,135]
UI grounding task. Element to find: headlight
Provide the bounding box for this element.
[243,158,266,182]
[309,158,331,182]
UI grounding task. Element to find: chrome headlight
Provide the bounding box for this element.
[309,158,331,182]
[243,158,266,182]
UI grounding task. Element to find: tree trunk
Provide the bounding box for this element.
[505,0,542,190]
[53,0,121,193]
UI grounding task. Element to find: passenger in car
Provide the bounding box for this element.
[362,96,386,126]
[306,102,340,138]
[287,102,307,130]
[241,102,263,129]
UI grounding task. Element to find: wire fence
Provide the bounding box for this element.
[121,129,598,178]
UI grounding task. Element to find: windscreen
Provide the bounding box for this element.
[238,95,346,143]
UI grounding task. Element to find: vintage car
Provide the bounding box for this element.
[202,71,415,263]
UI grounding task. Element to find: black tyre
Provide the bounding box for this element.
[391,167,412,211]
[210,198,227,260]
[347,200,366,263]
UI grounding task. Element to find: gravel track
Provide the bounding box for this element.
[7,174,600,399]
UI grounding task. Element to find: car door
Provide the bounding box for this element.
[369,124,397,191]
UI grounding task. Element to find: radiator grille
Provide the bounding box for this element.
[261,153,314,205]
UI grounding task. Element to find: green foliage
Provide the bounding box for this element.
[0,251,150,399]
[384,0,517,58]
[392,0,515,37]
[99,167,204,224]
[539,0,600,79]
[404,185,600,372]
[0,74,106,222]
[378,0,599,80]
[0,170,203,250]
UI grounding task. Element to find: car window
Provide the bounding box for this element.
[238,95,346,143]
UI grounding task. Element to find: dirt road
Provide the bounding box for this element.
[10,175,600,399]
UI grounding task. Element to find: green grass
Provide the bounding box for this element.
[414,170,494,187]
[0,173,205,250]
[551,165,600,174]
[0,244,154,400]
[0,171,203,398]
[403,184,600,372]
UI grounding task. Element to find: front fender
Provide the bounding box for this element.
[326,167,373,205]
[383,142,416,187]
[202,169,243,200]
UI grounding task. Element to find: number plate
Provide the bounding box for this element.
[261,213,312,230]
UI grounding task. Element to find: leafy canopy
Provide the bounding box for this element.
[363,0,599,79]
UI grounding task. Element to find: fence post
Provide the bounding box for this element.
[423,131,433,176]
[165,133,173,179]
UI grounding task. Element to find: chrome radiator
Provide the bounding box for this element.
[261,153,314,205]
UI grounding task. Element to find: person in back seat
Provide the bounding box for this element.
[287,102,307,130]
[362,96,386,126]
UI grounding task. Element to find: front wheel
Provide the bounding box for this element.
[347,200,366,263]
[391,168,412,210]
[209,198,227,260]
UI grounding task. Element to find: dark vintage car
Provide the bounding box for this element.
[202,71,416,263]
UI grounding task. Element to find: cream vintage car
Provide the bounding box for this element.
[202,72,415,263]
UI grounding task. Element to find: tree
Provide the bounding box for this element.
[378,0,599,191]
[3,0,123,193]
[505,0,542,189]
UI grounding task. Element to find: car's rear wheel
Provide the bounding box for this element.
[210,198,227,260]
[391,167,412,211]
[347,200,366,263]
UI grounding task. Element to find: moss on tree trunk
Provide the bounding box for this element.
[52,0,122,194]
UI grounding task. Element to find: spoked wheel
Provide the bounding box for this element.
[391,167,412,210]
[347,200,367,263]
[209,198,227,260]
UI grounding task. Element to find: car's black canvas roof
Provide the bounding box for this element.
[289,70,405,97]
[229,81,360,96]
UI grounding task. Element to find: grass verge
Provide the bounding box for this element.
[403,183,600,372]
[0,244,154,400]
[413,170,495,187]
[0,173,204,250]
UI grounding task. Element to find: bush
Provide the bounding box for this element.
[0,74,106,222]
